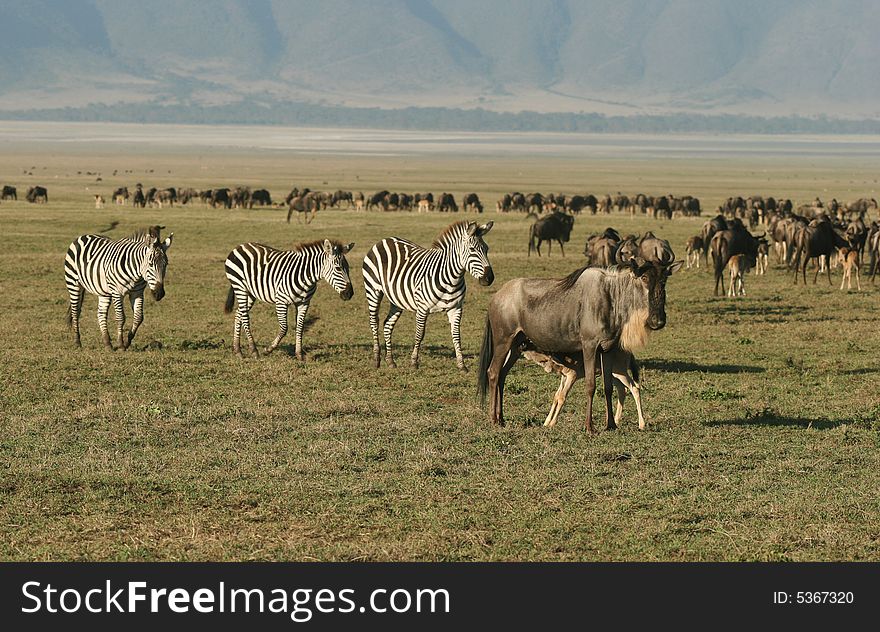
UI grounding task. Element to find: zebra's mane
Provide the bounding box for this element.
[431,221,470,248]
[292,239,343,254]
[126,226,162,243]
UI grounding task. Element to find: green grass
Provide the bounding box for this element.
[1,148,879,561]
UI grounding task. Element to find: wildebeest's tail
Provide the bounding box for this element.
[224,286,236,313]
[476,315,493,407]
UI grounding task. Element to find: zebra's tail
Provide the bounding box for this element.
[224,286,236,314]
[476,315,493,407]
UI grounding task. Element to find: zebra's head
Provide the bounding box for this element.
[322,239,355,300]
[462,221,495,286]
[142,233,173,301]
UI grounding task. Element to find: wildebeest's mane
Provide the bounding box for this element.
[432,221,469,247]
[555,266,590,292]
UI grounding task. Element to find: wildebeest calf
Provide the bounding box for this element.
[522,348,647,429]
[838,247,861,291]
[727,254,753,297]
[685,236,705,269]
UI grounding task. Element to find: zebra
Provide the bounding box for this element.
[223,239,355,359]
[362,220,494,372]
[64,225,173,349]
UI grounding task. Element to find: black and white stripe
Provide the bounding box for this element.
[64,226,173,349]
[224,239,355,358]
[362,220,494,371]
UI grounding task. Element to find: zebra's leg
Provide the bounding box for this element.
[410,309,429,369]
[365,286,384,368]
[293,303,309,361]
[383,304,403,368]
[244,295,259,357]
[126,291,144,349]
[446,307,467,372]
[265,302,290,356]
[112,294,126,350]
[234,293,258,358]
[67,284,85,348]
[97,295,113,350]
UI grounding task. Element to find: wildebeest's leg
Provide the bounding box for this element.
[97,295,113,350]
[410,308,429,369]
[825,256,832,285]
[855,264,861,290]
[581,343,598,434]
[601,352,616,430]
[125,291,144,348]
[446,307,467,372]
[68,285,85,348]
[383,304,403,368]
[265,302,289,356]
[487,334,518,426]
[558,239,565,257]
[112,294,126,350]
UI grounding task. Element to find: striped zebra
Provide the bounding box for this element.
[362,220,494,372]
[223,239,355,358]
[64,225,173,349]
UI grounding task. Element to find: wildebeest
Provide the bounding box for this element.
[1,185,16,200]
[583,228,620,267]
[26,186,48,203]
[437,192,458,213]
[838,247,861,291]
[94,195,105,209]
[522,347,646,429]
[477,259,682,431]
[211,188,232,209]
[286,192,320,224]
[701,214,727,263]
[463,193,483,213]
[710,223,762,295]
[528,212,574,257]
[177,187,198,205]
[331,190,352,209]
[132,185,146,208]
[156,188,178,208]
[368,190,390,211]
[248,189,272,208]
[726,254,753,297]
[791,217,849,285]
[112,187,129,205]
[685,236,705,269]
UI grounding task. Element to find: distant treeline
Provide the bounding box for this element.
[4,101,880,135]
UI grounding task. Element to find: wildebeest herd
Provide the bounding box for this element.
[19,182,877,432]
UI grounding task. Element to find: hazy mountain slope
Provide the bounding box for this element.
[0,0,876,117]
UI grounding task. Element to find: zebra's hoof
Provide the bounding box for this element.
[410,359,419,369]
[263,346,274,355]
[458,365,468,374]
[295,353,305,361]
[387,359,397,369]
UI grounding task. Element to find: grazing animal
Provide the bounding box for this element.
[463,192,483,213]
[249,189,272,207]
[685,236,705,269]
[113,187,129,205]
[523,348,646,430]
[477,259,682,431]
[791,217,849,285]
[1,185,16,200]
[64,226,173,349]
[838,247,861,291]
[94,195,105,209]
[26,186,48,203]
[711,225,762,296]
[727,254,753,297]
[362,221,494,372]
[528,212,574,257]
[223,240,354,359]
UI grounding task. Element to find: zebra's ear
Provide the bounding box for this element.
[161,233,173,251]
[466,222,478,237]
[343,242,355,253]
[323,239,333,254]
[478,221,494,236]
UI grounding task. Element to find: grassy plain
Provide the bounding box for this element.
[1,142,879,561]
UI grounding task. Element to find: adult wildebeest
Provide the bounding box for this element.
[250,189,272,208]
[528,212,574,257]
[438,193,458,213]
[286,192,320,224]
[584,228,621,267]
[1,185,16,200]
[701,214,728,266]
[156,188,177,208]
[132,185,146,208]
[331,190,352,209]
[112,187,129,205]
[177,187,198,205]
[711,223,763,295]
[463,193,483,213]
[791,217,849,285]
[26,186,48,203]
[211,188,232,209]
[368,190,389,211]
[477,259,682,431]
